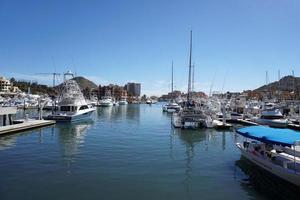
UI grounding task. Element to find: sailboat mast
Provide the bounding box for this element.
[192,63,195,93]
[187,30,193,102]
[171,61,174,93]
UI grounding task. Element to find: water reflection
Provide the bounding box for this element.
[96,105,141,124]
[56,119,93,162]
[0,135,17,150]
[236,156,300,200]
[172,128,207,200]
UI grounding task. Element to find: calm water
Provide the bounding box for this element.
[0,104,299,200]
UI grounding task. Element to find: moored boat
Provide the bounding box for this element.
[236,126,300,187]
[44,72,95,122]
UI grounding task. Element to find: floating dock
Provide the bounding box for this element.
[0,119,55,136]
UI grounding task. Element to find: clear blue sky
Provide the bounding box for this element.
[1,0,299,95]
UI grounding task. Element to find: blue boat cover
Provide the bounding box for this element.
[236,126,300,147]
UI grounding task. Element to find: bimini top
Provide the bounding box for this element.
[236,126,300,147]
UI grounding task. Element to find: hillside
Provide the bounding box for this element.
[72,76,98,90]
[254,76,300,92]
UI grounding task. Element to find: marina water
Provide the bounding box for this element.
[0,104,299,200]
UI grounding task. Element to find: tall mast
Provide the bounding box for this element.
[187,30,193,102]
[171,61,174,93]
[192,63,195,93]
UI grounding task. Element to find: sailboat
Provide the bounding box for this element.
[172,30,206,129]
[163,61,181,113]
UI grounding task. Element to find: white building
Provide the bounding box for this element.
[0,76,21,93]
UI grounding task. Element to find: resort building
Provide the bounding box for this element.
[0,76,21,93]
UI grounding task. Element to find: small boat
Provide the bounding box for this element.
[236,126,300,187]
[99,97,113,107]
[229,112,243,121]
[118,97,128,105]
[146,99,152,104]
[253,109,288,128]
[44,75,95,122]
[163,102,181,113]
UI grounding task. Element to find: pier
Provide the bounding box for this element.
[0,107,55,136]
[0,119,55,136]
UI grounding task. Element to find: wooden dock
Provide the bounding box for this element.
[0,119,55,136]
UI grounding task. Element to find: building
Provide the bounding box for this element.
[125,82,141,97]
[0,76,22,93]
[98,84,127,100]
[0,76,12,92]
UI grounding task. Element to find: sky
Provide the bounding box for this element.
[1,0,300,95]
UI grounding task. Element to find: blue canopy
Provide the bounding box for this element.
[236,126,300,147]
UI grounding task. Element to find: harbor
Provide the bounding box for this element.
[0,104,299,200]
[2,1,300,199]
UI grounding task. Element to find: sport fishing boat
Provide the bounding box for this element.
[236,126,300,187]
[44,72,95,122]
[253,109,288,128]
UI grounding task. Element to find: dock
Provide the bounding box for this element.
[228,119,259,126]
[0,119,55,136]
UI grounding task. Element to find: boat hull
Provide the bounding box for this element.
[44,109,95,122]
[236,143,300,187]
[254,118,288,128]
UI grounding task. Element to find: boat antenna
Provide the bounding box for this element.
[187,30,193,102]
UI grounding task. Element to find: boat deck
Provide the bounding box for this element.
[0,119,55,136]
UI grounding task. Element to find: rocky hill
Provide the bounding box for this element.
[72,76,98,90]
[254,76,300,92]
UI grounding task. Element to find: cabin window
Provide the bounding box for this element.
[261,115,283,119]
[79,105,88,110]
[60,106,71,111]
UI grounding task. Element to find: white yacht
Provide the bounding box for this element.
[118,97,128,105]
[254,109,288,128]
[44,72,95,122]
[163,102,181,113]
[236,126,300,187]
[99,97,113,107]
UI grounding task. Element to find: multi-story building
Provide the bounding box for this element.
[0,76,12,92]
[0,76,21,93]
[125,82,141,97]
[98,84,128,100]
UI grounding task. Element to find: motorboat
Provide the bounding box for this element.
[44,73,95,122]
[236,126,300,187]
[253,109,288,128]
[229,112,243,121]
[163,102,181,113]
[99,97,113,107]
[118,97,128,105]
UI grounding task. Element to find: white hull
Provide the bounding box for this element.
[237,143,300,187]
[45,108,95,122]
[118,101,128,105]
[99,102,113,107]
[254,118,288,128]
